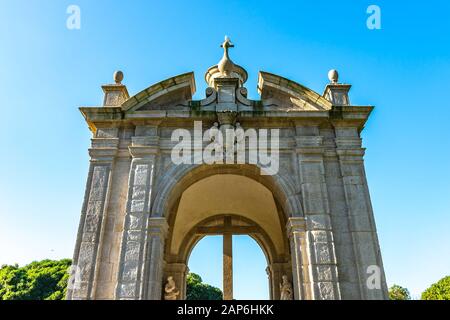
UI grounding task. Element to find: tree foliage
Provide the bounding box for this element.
[0,259,71,300]
[422,276,450,300]
[388,284,411,300]
[186,273,222,300]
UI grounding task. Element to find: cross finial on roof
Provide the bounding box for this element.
[218,36,235,77]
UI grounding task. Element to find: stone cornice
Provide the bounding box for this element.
[79,105,374,136]
[330,106,373,132]
[81,107,372,121]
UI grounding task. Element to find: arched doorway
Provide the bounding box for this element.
[159,166,293,300]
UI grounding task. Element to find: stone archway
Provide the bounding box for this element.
[69,37,389,300]
[158,166,295,300]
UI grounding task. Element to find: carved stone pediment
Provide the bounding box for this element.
[122,72,196,112]
[258,71,332,111]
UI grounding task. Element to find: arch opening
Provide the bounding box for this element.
[187,235,270,300]
[161,168,294,300]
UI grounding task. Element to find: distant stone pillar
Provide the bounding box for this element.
[115,126,163,300]
[223,232,233,300]
[67,128,119,300]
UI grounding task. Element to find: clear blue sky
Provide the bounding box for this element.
[0,0,449,299]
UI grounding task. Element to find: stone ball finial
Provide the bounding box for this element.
[328,69,339,84]
[114,70,124,84]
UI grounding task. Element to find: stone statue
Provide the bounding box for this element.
[280,275,293,300]
[164,276,180,300]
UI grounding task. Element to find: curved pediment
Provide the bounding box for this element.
[258,71,332,111]
[121,72,196,112]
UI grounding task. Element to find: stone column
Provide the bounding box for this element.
[335,126,388,299]
[165,263,189,300]
[115,126,164,300]
[265,266,273,300]
[143,218,168,300]
[286,217,309,300]
[67,128,119,300]
[294,125,341,300]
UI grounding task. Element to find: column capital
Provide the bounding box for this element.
[148,217,169,237]
[286,217,307,236]
[267,262,289,272]
[89,137,119,162]
[129,145,160,158]
[165,263,189,275]
[88,148,118,162]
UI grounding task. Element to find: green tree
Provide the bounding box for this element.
[186,273,222,300]
[422,276,450,300]
[388,284,411,300]
[0,259,71,300]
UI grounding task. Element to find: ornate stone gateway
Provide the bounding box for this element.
[67,38,388,300]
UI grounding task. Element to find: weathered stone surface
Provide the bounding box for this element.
[132,185,146,200]
[129,213,143,230]
[316,281,336,300]
[124,241,140,262]
[84,215,100,233]
[134,165,148,185]
[308,215,332,231]
[122,261,138,282]
[130,200,145,213]
[119,283,136,298]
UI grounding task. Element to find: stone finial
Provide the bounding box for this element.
[218,36,235,77]
[114,70,124,84]
[102,70,129,107]
[328,69,339,84]
[204,36,248,88]
[323,70,351,106]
